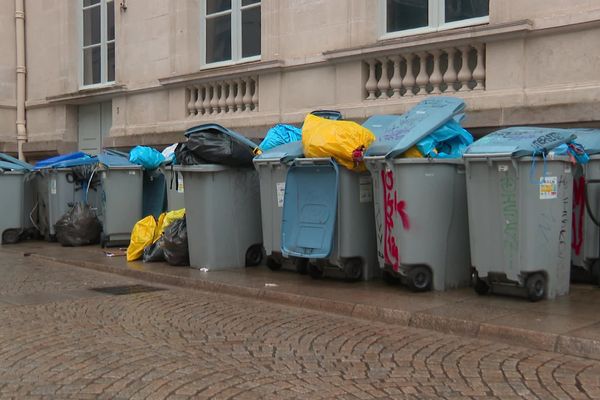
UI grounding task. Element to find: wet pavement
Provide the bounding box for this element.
[5,241,600,361]
[1,246,600,398]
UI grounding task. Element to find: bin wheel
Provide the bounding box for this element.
[245,245,263,267]
[526,273,546,302]
[308,263,324,279]
[266,256,282,271]
[472,273,490,296]
[382,270,398,285]
[293,258,308,275]
[343,258,363,282]
[407,266,432,292]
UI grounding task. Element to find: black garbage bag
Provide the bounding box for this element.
[142,239,165,263]
[54,202,102,246]
[174,142,205,166]
[162,217,189,266]
[185,130,254,167]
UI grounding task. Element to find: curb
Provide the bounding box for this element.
[27,252,600,361]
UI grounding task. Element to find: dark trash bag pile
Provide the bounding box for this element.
[54,202,103,246]
[175,128,255,167]
[143,216,189,266]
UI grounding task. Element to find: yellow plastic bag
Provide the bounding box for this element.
[155,208,185,239]
[127,215,158,262]
[401,146,424,158]
[302,114,376,172]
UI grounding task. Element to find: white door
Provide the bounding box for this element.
[78,101,112,155]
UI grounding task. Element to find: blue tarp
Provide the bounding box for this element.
[259,124,302,151]
[34,152,96,170]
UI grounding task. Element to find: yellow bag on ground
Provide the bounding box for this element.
[127,215,158,262]
[155,208,185,239]
[302,114,376,172]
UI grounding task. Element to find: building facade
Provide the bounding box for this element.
[1,0,600,160]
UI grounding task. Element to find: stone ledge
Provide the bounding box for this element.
[23,251,600,362]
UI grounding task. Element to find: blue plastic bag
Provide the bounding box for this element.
[416,119,473,158]
[259,124,302,151]
[129,146,165,170]
[551,142,589,164]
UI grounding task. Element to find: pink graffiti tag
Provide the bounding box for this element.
[572,176,585,256]
[381,169,410,272]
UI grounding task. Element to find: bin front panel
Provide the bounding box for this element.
[164,169,186,211]
[256,162,287,256]
[182,168,262,269]
[0,173,25,235]
[101,168,143,242]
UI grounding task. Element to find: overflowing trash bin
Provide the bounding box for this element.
[364,97,472,291]
[96,151,143,247]
[174,124,263,270]
[280,114,379,281]
[34,152,100,241]
[253,141,307,272]
[0,153,34,243]
[464,127,577,301]
[568,128,600,283]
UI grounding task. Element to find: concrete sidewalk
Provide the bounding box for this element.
[4,241,600,361]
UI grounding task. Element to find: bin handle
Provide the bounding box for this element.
[294,157,333,166]
[585,179,600,227]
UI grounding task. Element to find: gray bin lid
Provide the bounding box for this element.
[464,127,576,158]
[0,153,32,171]
[253,141,304,164]
[569,128,600,155]
[365,97,465,159]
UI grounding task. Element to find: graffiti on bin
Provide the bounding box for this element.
[558,177,570,259]
[572,175,585,256]
[500,172,518,269]
[381,169,410,272]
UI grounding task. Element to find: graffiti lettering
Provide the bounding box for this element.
[572,176,585,256]
[558,195,570,259]
[381,169,410,272]
[500,173,518,268]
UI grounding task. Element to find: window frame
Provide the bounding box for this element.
[379,0,489,40]
[200,0,261,69]
[80,0,116,89]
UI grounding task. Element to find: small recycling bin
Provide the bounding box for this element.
[568,129,600,283]
[253,141,307,272]
[163,167,186,211]
[464,127,577,301]
[175,123,263,270]
[96,151,143,247]
[0,154,33,242]
[363,97,471,291]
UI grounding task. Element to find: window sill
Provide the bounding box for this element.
[45,83,126,104]
[200,56,262,71]
[380,16,490,41]
[323,20,533,62]
[159,59,284,87]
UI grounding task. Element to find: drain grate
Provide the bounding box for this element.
[89,284,166,296]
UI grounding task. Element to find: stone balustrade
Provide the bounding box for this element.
[186,75,259,117]
[364,43,485,100]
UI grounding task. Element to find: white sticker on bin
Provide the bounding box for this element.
[50,178,57,195]
[540,176,558,200]
[359,176,373,203]
[177,172,184,193]
[276,182,285,207]
[498,165,509,172]
[128,171,136,175]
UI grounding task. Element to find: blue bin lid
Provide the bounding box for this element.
[569,129,600,155]
[465,127,576,158]
[281,159,339,259]
[253,141,304,163]
[365,97,465,159]
[185,123,260,155]
[34,151,92,170]
[0,153,32,171]
[98,151,138,168]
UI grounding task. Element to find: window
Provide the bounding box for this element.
[202,0,261,66]
[82,0,115,86]
[384,0,489,37]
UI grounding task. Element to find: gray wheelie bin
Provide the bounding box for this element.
[567,129,600,283]
[175,124,263,270]
[464,127,577,301]
[0,154,34,243]
[96,151,143,247]
[364,97,471,291]
[253,141,307,273]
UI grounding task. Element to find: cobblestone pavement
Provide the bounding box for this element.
[1,252,600,399]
